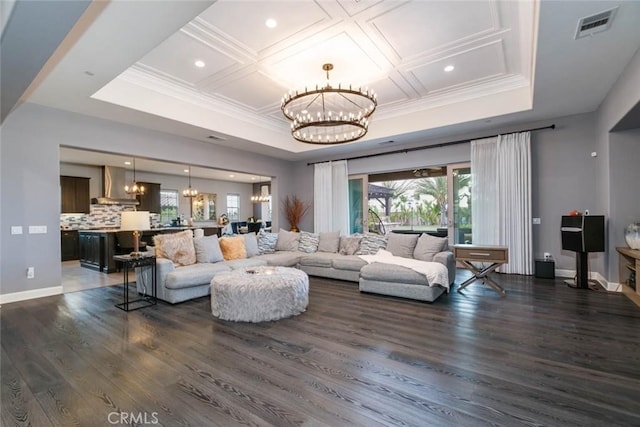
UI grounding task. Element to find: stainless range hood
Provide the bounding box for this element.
[91,166,140,206]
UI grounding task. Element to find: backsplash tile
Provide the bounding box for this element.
[61,205,160,229]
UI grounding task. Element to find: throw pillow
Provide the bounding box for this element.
[413,233,448,262]
[219,236,247,260]
[193,235,224,263]
[339,235,362,255]
[257,230,277,254]
[243,232,260,258]
[275,229,300,251]
[355,233,388,255]
[153,230,196,266]
[298,231,319,253]
[318,231,341,253]
[386,233,419,258]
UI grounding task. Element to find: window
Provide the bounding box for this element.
[160,190,179,225]
[226,193,240,221]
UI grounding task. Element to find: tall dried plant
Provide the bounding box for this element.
[282,195,310,231]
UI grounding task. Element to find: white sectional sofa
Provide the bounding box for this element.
[136,229,455,304]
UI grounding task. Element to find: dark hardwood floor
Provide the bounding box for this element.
[2,272,640,426]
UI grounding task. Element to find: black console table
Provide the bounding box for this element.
[113,254,157,311]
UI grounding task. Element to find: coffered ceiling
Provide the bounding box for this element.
[9,0,640,161]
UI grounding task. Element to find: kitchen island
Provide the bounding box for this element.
[78,226,220,273]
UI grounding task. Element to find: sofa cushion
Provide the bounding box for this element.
[386,233,419,259]
[298,231,319,253]
[339,235,362,255]
[154,230,196,266]
[243,232,260,258]
[251,251,301,267]
[332,255,367,271]
[257,230,277,254]
[223,258,268,270]
[193,235,224,263]
[318,231,340,253]
[359,262,430,286]
[219,236,247,260]
[165,263,231,289]
[355,233,388,255]
[299,252,340,268]
[276,229,300,251]
[413,233,447,262]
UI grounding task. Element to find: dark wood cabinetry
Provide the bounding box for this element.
[79,231,117,273]
[61,230,79,261]
[60,176,90,213]
[136,182,161,213]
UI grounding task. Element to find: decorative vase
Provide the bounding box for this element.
[290,225,299,232]
[625,222,640,250]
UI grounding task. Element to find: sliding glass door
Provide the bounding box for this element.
[447,163,472,244]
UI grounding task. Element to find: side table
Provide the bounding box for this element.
[113,254,157,311]
[453,244,509,296]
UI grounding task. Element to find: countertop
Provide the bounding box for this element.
[74,226,219,233]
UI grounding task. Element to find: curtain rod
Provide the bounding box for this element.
[306,124,555,166]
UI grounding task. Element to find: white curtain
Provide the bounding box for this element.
[471,132,533,275]
[314,160,349,234]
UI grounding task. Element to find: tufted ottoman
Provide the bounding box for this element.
[210,266,309,322]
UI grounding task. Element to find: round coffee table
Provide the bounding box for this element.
[210,266,309,322]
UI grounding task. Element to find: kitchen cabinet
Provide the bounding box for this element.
[60,176,90,213]
[79,231,117,273]
[136,182,161,213]
[61,230,79,261]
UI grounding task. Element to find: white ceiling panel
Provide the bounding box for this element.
[410,41,507,93]
[267,31,387,89]
[372,77,412,106]
[198,0,329,54]
[139,31,237,84]
[212,71,288,110]
[370,1,496,58]
[337,0,385,17]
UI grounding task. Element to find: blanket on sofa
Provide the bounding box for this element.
[359,249,450,291]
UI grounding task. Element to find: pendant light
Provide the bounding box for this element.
[251,176,270,203]
[124,158,145,195]
[182,166,198,198]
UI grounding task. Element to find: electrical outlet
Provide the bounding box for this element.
[28,225,47,234]
[11,226,23,235]
[532,218,541,225]
[27,267,35,279]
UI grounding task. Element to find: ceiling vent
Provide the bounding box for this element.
[575,7,617,39]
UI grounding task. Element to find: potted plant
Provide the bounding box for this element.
[282,195,310,232]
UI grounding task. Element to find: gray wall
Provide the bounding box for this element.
[0,102,295,296]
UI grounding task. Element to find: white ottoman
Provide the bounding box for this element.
[210,266,309,322]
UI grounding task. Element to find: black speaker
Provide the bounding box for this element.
[561,215,605,253]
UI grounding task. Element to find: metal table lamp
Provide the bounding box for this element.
[120,211,150,257]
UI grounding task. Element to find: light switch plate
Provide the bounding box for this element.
[28,225,47,234]
[532,218,541,225]
[11,226,23,235]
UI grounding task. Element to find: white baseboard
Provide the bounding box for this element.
[0,286,63,304]
[555,269,621,292]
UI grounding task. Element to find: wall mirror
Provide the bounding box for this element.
[192,193,216,221]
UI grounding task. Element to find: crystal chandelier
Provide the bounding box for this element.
[124,158,145,195]
[281,63,377,144]
[251,177,270,203]
[182,166,198,198]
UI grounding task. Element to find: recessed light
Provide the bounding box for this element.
[251,177,256,180]
[265,18,277,29]
[124,161,131,165]
[184,169,189,173]
[229,174,235,178]
[444,65,455,72]
[194,60,205,68]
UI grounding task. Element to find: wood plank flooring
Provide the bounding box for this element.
[2,272,640,426]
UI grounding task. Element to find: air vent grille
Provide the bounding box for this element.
[575,8,617,39]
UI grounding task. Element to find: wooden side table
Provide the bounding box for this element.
[113,254,157,311]
[616,247,640,307]
[453,244,509,296]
